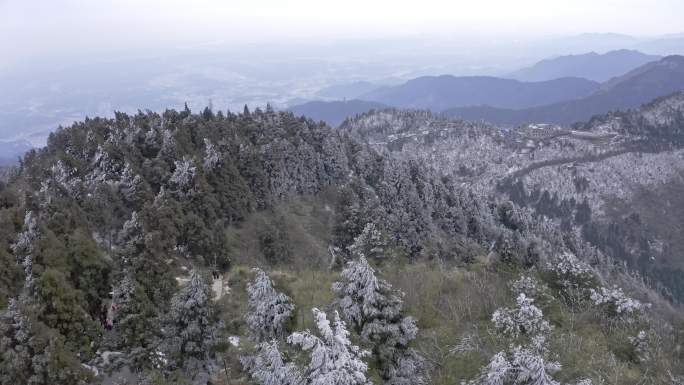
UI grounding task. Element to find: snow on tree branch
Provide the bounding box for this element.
[169,157,197,191]
[492,294,551,339]
[288,308,371,385]
[246,268,295,342]
[203,138,221,171]
[241,340,303,385]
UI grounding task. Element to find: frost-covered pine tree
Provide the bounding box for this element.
[467,351,513,385]
[469,284,591,385]
[333,257,428,385]
[162,270,221,373]
[109,272,158,366]
[288,309,371,385]
[381,348,430,385]
[510,336,562,385]
[468,337,564,385]
[88,144,120,185]
[50,160,80,194]
[333,257,411,341]
[11,211,40,291]
[0,298,35,383]
[589,286,646,319]
[347,222,387,261]
[241,340,303,385]
[510,275,550,302]
[492,294,551,339]
[246,268,295,342]
[117,211,145,267]
[11,211,39,264]
[203,138,221,171]
[119,163,146,204]
[169,157,197,192]
[545,252,595,293]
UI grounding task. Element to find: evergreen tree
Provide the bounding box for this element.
[118,162,149,208]
[288,308,371,385]
[468,337,565,385]
[332,188,364,251]
[241,340,303,385]
[491,294,551,340]
[203,138,220,171]
[110,273,158,368]
[246,268,295,342]
[510,337,562,385]
[333,257,428,385]
[0,298,90,385]
[162,270,222,374]
[467,352,512,385]
[11,211,39,265]
[347,222,387,261]
[35,268,101,356]
[169,157,197,193]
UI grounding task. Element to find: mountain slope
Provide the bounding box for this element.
[360,75,600,111]
[446,55,684,125]
[287,99,387,127]
[509,49,661,82]
[344,92,684,302]
[1,100,683,384]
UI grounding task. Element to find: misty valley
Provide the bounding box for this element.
[2,3,684,385]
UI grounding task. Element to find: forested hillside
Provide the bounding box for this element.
[0,102,682,385]
[342,92,684,301]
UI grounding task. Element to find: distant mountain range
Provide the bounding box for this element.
[288,100,388,127]
[291,53,684,128]
[445,55,684,125]
[509,49,661,82]
[0,139,32,165]
[359,75,600,111]
[635,36,684,55]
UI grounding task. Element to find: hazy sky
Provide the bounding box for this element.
[1,0,683,65]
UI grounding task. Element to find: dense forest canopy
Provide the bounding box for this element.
[0,100,683,385]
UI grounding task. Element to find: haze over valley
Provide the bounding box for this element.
[4,33,684,150]
[2,2,684,385]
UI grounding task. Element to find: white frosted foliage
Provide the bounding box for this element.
[333,257,427,385]
[246,268,295,341]
[170,157,197,190]
[511,275,550,301]
[288,308,371,385]
[511,337,561,385]
[11,211,39,262]
[348,223,386,260]
[119,162,144,201]
[163,270,220,372]
[242,340,302,385]
[492,294,551,339]
[546,252,595,290]
[468,337,566,385]
[467,352,512,385]
[203,138,221,170]
[589,286,647,317]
